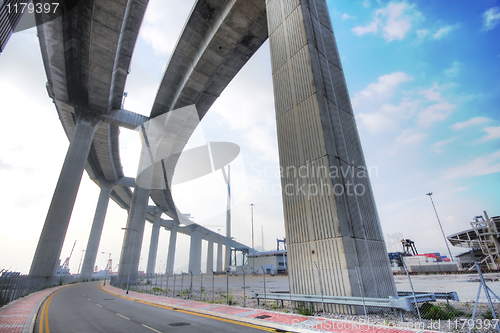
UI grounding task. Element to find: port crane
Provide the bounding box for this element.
[61,240,76,270]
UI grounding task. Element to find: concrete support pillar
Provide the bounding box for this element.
[80,181,114,281]
[165,221,178,275]
[146,207,162,275]
[216,242,223,272]
[30,113,101,277]
[206,240,214,273]
[188,228,202,274]
[117,185,151,285]
[266,0,396,306]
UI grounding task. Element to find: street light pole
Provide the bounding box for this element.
[102,252,111,286]
[250,203,255,274]
[426,192,454,261]
[121,227,138,294]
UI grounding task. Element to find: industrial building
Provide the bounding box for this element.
[236,250,287,275]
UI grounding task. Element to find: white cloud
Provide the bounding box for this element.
[352,18,380,35]
[243,127,279,163]
[452,117,491,130]
[444,61,461,77]
[444,151,500,179]
[393,128,427,150]
[352,72,413,107]
[416,29,429,38]
[432,137,456,153]
[357,100,418,133]
[431,25,458,40]
[479,126,500,142]
[433,137,456,148]
[354,76,457,134]
[342,13,356,21]
[140,0,196,55]
[417,102,455,127]
[378,2,415,41]
[482,7,500,31]
[419,83,443,102]
[352,2,421,41]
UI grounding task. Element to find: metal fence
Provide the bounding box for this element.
[110,261,500,333]
[0,269,75,307]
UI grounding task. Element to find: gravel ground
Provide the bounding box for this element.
[128,273,500,332]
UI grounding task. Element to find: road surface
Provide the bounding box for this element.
[35,281,283,333]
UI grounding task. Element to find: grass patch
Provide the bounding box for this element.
[295,302,312,316]
[420,302,470,320]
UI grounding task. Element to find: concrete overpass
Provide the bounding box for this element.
[29,0,252,282]
[30,0,396,311]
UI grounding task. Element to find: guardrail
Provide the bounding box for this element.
[250,291,437,312]
[398,291,459,301]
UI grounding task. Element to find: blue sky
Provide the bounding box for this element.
[0,0,499,273]
[326,0,500,253]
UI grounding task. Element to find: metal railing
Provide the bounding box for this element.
[0,270,74,307]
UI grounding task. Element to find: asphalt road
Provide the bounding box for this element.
[34,281,278,333]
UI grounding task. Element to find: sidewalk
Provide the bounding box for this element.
[0,285,65,333]
[102,284,437,333]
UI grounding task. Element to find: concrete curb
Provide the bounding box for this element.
[101,284,444,333]
[21,285,67,333]
[100,284,316,333]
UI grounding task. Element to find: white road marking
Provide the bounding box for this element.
[96,304,102,308]
[142,324,162,333]
[116,314,130,320]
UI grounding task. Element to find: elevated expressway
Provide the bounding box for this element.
[29,0,266,280]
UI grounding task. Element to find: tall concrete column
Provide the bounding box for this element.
[165,221,178,275]
[117,185,151,286]
[267,0,396,307]
[206,240,214,273]
[216,242,223,272]
[30,113,101,277]
[146,207,162,275]
[188,228,202,274]
[80,180,114,281]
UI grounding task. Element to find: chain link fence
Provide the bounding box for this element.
[110,259,500,333]
[0,269,76,307]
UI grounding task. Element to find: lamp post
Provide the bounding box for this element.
[250,203,255,274]
[102,252,111,286]
[121,227,138,294]
[426,192,454,261]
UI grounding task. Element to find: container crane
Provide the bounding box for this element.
[61,240,76,270]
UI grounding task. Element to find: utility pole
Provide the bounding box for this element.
[426,192,454,261]
[102,252,111,286]
[250,203,255,274]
